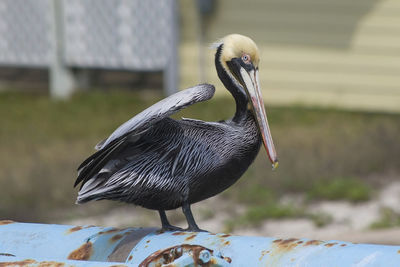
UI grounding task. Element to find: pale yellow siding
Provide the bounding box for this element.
[179,0,400,112]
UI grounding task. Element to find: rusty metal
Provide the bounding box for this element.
[1,221,400,266]
[67,242,93,261]
[0,220,14,226]
[138,244,229,267]
[0,256,130,267]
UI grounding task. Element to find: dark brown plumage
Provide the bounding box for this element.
[74,34,278,231]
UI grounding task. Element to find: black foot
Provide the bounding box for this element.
[184,226,208,232]
[162,224,184,232]
[182,203,208,232]
[158,210,183,232]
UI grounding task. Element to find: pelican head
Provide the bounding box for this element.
[217,34,278,169]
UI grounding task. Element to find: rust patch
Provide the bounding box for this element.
[67,242,93,261]
[123,230,134,236]
[146,240,150,243]
[340,244,347,247]
[224,256,232,263]
[110,234,124,243]
[0,259,34,266]
[184,234,197,241]
[304,240,322,246]
[128,255,133,261]
[172,232,187,236]
[324,242,338,247]
[109,265,129,267]
[223,241,230,246]
[0,259,66,267]
[37,261,65,267]
[280,238,299,245]
[272,238,300,252]
[259,250,270,261]
[65,226,83,234]
[273,238,298,252]
[65,225,96,235]
[0,220,14,226]
[139,244,214,267]
[297,240,304,244]
[98,228,119,235]
[0,259,35,267]
[220,234,231,238]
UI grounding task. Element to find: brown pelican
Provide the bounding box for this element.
[74,34,278,231]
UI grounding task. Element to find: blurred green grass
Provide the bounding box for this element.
[307,177,372,202]
[370,207,400,229]
[1,90,400,222]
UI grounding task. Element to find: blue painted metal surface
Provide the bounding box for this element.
[1,220,400,266]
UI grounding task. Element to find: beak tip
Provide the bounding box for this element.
[272,160,279,170]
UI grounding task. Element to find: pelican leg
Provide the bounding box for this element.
[158,210,183,231]
[182,203,207,232]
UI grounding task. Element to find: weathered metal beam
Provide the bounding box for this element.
[0,256,132,267]
[1,220,400,266]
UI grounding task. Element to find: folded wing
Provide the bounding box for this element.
[74,84,215,189]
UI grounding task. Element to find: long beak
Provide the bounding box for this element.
[240,68,279,169]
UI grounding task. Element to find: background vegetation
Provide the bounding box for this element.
[1,90,399,227]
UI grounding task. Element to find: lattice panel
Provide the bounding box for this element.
[0,0,51,66]
[63,0,176,70]
[0,0,176,70]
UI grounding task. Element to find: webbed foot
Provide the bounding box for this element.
[158,210,183,232]
[162,224,184,232]
[184,226,208,232]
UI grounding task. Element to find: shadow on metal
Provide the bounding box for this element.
[1,220,400,266]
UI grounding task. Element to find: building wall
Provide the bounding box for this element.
[179,0,400,112]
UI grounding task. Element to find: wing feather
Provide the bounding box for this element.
[76,119,230,208]
[95,83,215,150]
[75,84,215,191]
[74,136,127,188]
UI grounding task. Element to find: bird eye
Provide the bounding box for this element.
[242,54,251,64]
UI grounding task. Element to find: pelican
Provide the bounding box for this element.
[74,34,278,231]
